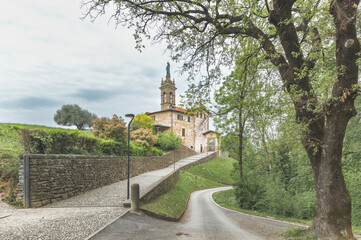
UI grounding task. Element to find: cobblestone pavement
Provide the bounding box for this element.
[0,153,211,240]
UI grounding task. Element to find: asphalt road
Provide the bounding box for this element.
[89,187,297,240]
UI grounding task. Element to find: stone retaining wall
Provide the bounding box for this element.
[18,145,196,208]
[139,151,218,204]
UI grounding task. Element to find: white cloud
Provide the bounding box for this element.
[0,0,189,127]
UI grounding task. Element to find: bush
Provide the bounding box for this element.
[20,128,163,157]
[99,139,126,156]
[151,147,163,156]
[292,190,316,219]
[263,180,295,217]
[91,115,127,143]
[157,132,182,151]
[233,170,267,210]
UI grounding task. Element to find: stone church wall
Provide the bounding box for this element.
[18,145,196,208]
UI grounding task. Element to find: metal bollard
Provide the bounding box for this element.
[131,183,140,212]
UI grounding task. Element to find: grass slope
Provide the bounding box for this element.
[184,156,236,184]
[141,157,236,218]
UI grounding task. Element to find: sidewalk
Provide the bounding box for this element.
[0,152,214,240]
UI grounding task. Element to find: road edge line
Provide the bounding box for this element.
[84,209,130,240]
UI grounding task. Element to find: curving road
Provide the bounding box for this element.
[90,187,298,240]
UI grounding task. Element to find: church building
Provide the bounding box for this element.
[147,63,218,153]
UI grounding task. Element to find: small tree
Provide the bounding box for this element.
[130,114,154,131]
[131,128,158,156]
[91,114,127,143]
[157,132,182,151]
[54,104,97,130]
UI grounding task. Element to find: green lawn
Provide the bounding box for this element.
[213,189,313,224]
[185,156,236,184]
[141,157,236,218]
[142,171,224,218]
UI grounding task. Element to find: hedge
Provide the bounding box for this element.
[20,128,162,157]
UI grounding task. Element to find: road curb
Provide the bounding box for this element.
[84,209,130,240]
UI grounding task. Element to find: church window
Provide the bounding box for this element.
[177,114,183,120]
[170,92,173,103]
[163,92,166,103]
[182,128,185,136]
[196,113,199,118]
[151,116,155,121]
[200,113,203,118]
[187,116,191,122]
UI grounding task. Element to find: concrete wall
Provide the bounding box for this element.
[18,145,196,208]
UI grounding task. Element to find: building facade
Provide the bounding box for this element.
[147,63,218,153]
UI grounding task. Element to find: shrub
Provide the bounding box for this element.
[132,128,158,156]
[157,132,182,151]
[91,115,127,143]
[19,127,162,157]
[233,170,267,210]
[151,147,163,156]
[99,139,127,156]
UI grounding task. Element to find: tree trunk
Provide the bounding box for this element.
[310,110,355,239]
[238,109,243,176]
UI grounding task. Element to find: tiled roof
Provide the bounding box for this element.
[169,105,187,113]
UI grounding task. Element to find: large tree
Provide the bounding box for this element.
[82,1,360,238]
[214,47,278,176]
[54,104,97,130]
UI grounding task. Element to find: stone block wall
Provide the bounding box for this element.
[140,151,218,204]
[18,145,196,208]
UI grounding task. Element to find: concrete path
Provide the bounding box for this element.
[0,152,213,240]
[89,187,293,240]
[89,187,361,240]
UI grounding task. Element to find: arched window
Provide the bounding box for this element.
[170,92,173,103]
[163,92,166,103]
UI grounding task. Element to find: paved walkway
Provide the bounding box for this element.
[0,152,213,240]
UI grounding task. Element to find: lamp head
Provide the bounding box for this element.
[125,114,135,118]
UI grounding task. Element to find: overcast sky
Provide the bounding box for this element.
[0,0,190,127]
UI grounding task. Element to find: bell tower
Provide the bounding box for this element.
[160,62,177,110]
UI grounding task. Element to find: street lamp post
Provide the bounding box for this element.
[125,113,135,200]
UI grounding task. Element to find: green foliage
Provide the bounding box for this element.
[91,115,127,143]
[185,157,236,185]
[143,171,223,218]
[234,169,267,210]
[19,128,128,156]
[142,157,232,218]
[131,128,158,156]
[213,189,313,226]
[279,227,316,240]
[54,104,97,130]
[131,114,154,131]
[157,132,182,151]
[150,147,163,157]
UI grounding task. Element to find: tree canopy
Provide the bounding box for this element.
[82,1,361,238]
[91,114,127,142]
[54,104,97,130]
[130,114,154,131]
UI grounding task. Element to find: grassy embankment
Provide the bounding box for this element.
[0,123,93,203]
[213,189,361,236]
[141,156,236,218]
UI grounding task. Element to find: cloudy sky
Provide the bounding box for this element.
[0,0,190,127]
